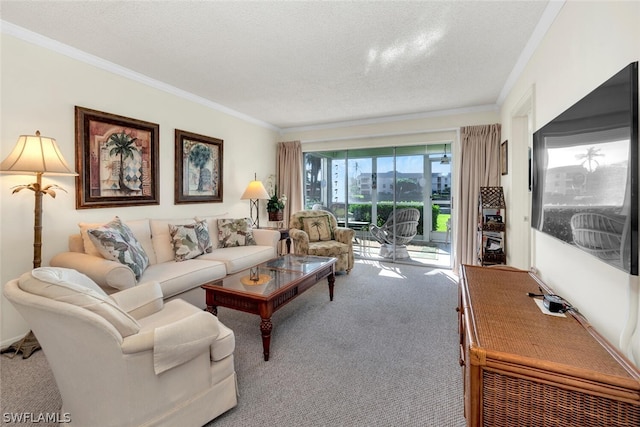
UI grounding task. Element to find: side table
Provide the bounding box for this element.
[260,227,291,254]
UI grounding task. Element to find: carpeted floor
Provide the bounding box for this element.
[1,260,465,427]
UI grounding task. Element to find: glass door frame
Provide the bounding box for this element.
[303,143,453,268]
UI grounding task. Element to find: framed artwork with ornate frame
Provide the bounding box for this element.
[75,106,160,209]
[501,140,509,175]
[174,129,223,204]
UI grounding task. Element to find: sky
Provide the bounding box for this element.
[547,139,629,170]
[329,154,451,201]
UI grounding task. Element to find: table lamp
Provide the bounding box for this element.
[240,173,269,228]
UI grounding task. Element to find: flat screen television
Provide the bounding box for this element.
[531,62,638,275]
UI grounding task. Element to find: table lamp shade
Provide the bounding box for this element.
[0,132,76,175]
[241,179,269,200]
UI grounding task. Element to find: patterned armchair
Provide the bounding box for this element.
[289,210,355,273]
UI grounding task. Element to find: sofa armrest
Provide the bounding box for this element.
[334,227,355,245]
[110,281,164,319]
[252,228,280,248]
[50,252,136,291]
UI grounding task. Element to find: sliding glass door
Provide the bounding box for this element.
[304,143,452,268]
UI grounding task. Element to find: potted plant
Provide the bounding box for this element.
[266,184,287,221]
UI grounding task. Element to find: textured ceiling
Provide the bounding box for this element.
[1,1,551,130]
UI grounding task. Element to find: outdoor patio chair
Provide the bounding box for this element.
[369,208,420,258]
[570,212,625,264]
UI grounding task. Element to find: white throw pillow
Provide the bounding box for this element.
[20,267,140,337]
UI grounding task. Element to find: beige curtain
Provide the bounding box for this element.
[454,124,501,273]
[276,140,303,228]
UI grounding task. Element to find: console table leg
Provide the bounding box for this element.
[260,317,272,361]
[206,305,218,316]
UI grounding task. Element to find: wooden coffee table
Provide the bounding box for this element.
[202,254,336,361]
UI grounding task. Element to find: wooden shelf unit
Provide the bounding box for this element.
[458,265,640,427]
[477,186,506,266]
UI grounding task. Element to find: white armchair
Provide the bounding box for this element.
[3,267,238,427]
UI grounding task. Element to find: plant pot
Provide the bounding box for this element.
[268,210,283,221]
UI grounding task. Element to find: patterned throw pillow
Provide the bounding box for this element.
[169,224,202,262]
[300,215,333,242]
[193,218,213,253]
[88,217,150,280]
[217,218,257,248]
[168,219,212,262]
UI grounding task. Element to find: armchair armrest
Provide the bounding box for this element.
[289,228,309,255]
[333,227,355,245]
[50,251,136,291]
[120,309,220,374]
[110,281,164,320]
[153,311,219,374]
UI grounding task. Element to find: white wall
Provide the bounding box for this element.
[0,34,279,345]
[500,1,640,362]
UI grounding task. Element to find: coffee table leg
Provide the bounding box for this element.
[327,273,335,301]
[260,317,272,361]
[206,305,218,316]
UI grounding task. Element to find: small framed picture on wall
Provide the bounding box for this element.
[501,140,508,175]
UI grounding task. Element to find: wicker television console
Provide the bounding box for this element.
[458,265,640,427]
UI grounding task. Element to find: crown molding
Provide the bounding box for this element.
[497,0,565,106]
[280,104,499,135]
[1,20,279,132]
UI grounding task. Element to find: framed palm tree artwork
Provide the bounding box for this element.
[174,129,223,204]
[75,106,159,209]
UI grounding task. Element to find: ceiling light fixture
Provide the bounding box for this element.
[440,144,450,164]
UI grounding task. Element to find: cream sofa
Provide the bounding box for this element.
[50,216,280,308]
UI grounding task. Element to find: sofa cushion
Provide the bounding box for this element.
[199,245,275,274]
[300,214,333,242]
[18,267,140,337]
[88,217,150,280]
[138,259,226,300]
[217,218,257,248]
[78,221,107,257]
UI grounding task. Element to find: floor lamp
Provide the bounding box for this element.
[0,131,77,359]
[240,173,269,228]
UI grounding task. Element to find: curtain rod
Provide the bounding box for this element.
[300,127,459,144]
